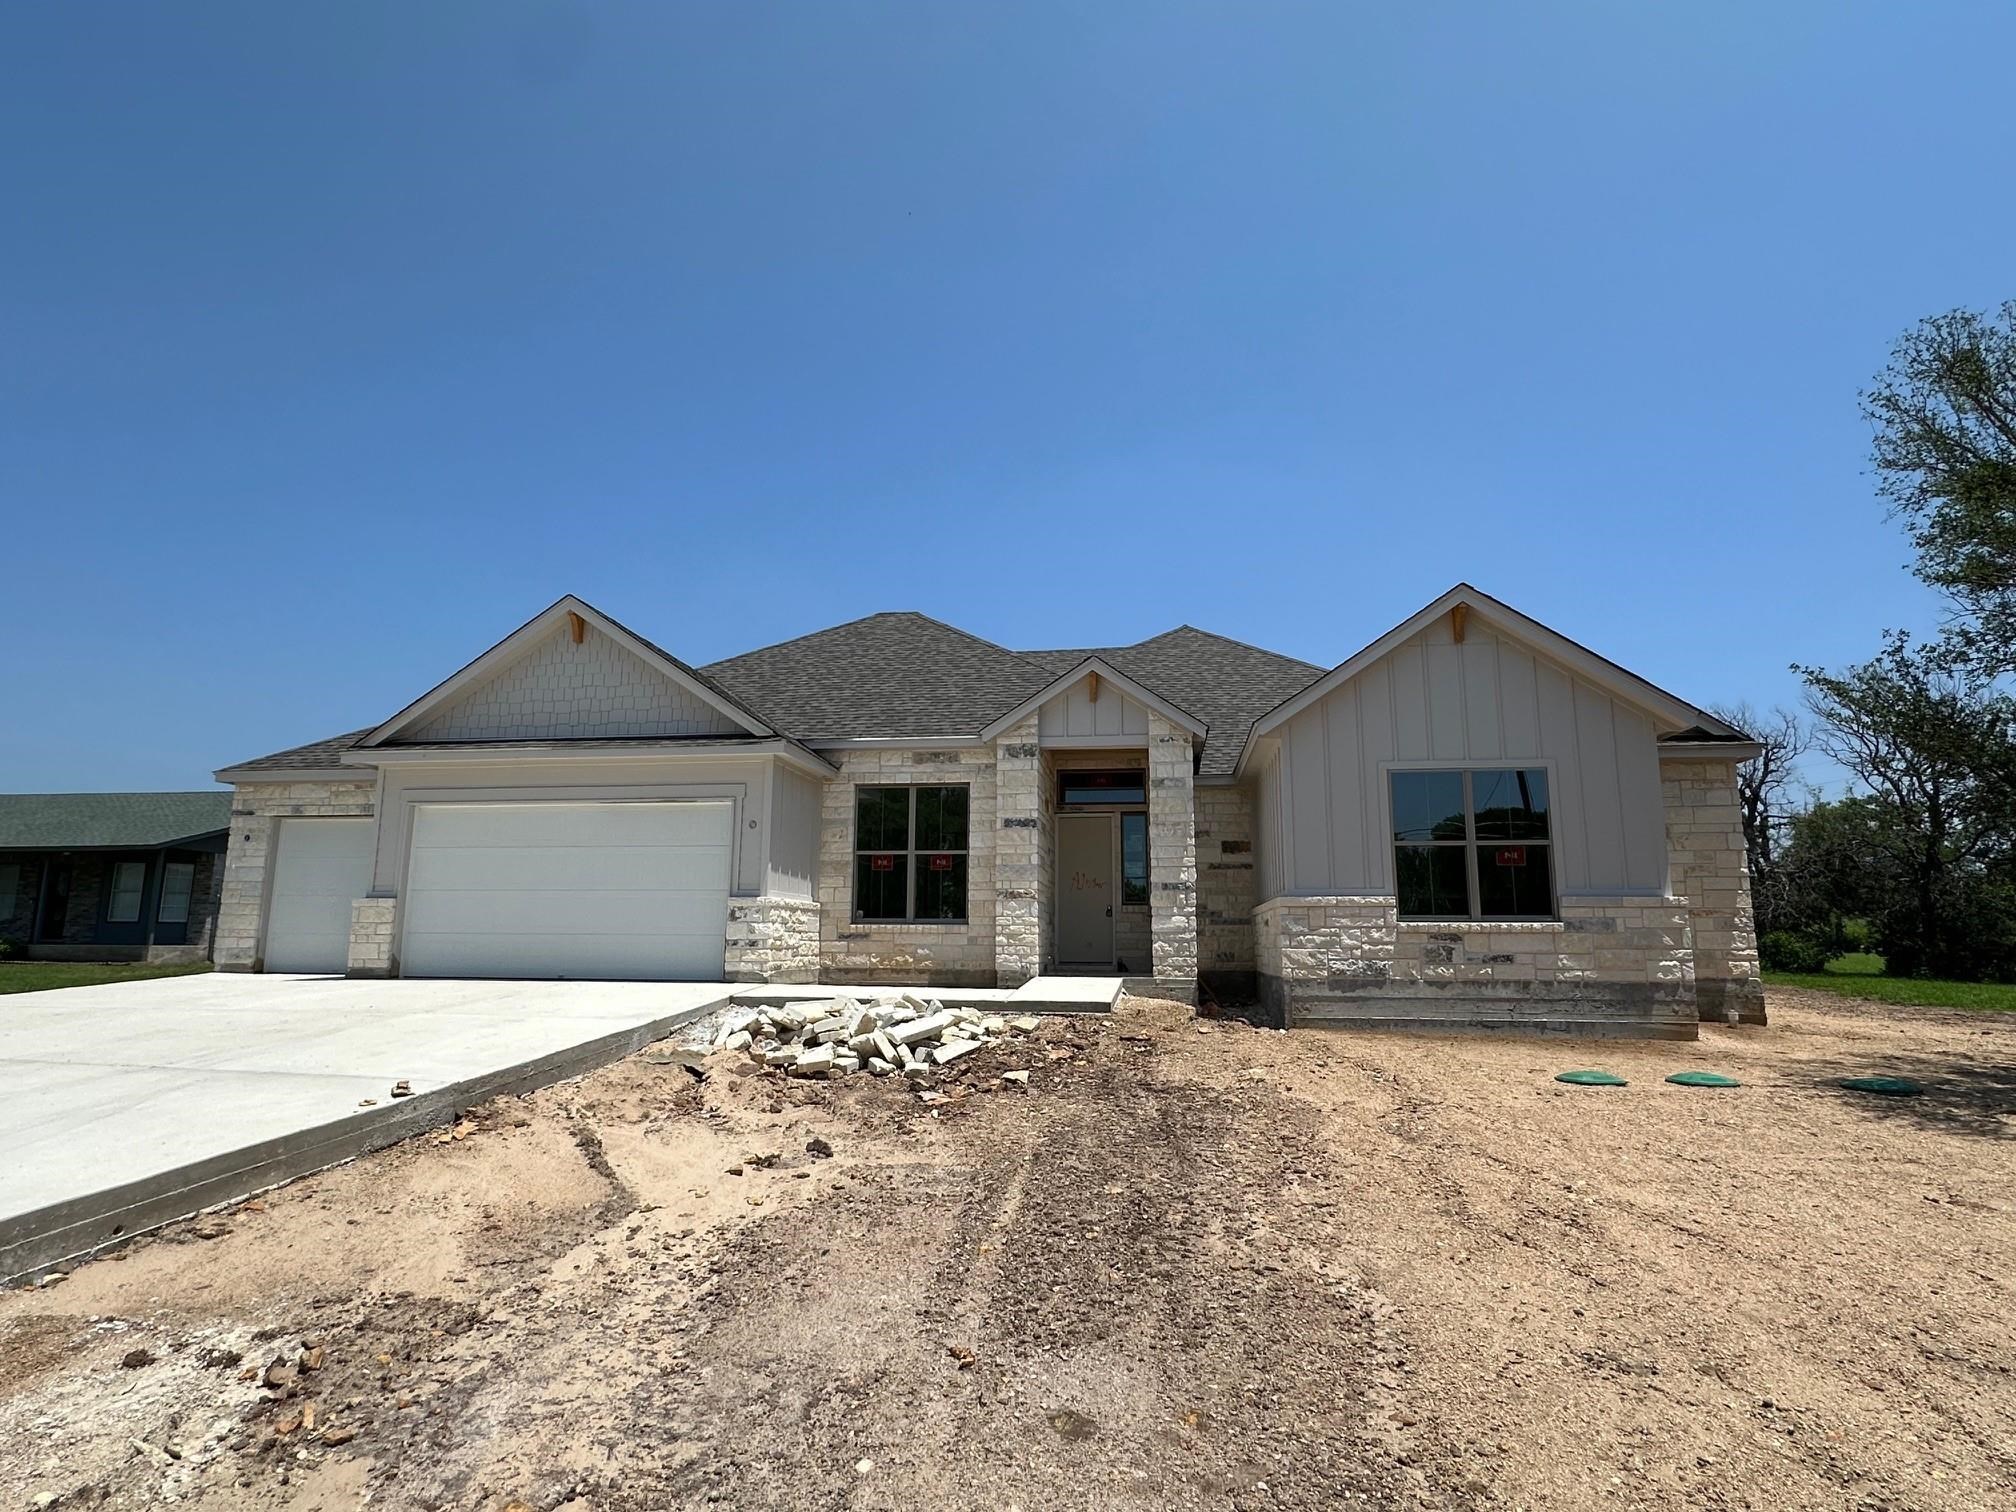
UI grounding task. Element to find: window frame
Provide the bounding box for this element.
[157,860,196,925]
[852,783,971,924]
[106,859,149,924]
[1119,811,1150,906]
[1387,763,1557,923]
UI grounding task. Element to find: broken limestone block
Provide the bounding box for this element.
[933,1039,982,1066]
[1001,1070,1030,1086]
[900,993,931,1013]
[810,1016,851,1042]
[791,1045,836,1078]
[1010,1015,1043,1033]
[871,1029,898,1064]
[980,1017,1007,1035]
[866,1057,896,1076]
[901,1063,933,1083]
[846,1032,880,1057]
[723,1030,753,1052]
[895,1043,916,1069]
[833,1051,861,1074]
[888,1012,955,1047]
[764,1047,799,1068]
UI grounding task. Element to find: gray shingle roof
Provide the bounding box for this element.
[700,613,1058,740]
[221,616,1326,780]
[0,792,232,850]
[1018,627,1326,776]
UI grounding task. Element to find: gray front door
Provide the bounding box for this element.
[1056,813,1115,968]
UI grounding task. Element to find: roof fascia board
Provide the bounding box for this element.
[213,766,364,785]
[803,736,985,750]
[977,656,1207,741]
[1233,585,1738,777]
[342,739,838,779]
[1659,740,1765,763]
[358,596,774,748]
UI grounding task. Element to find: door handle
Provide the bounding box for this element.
[1105,906,1112,917]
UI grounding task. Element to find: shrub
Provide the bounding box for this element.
[1760,930,1833,974]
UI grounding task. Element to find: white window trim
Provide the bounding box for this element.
[106,860,148,924]
[157,861,196,925]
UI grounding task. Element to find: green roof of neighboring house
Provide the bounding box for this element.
[0,792,233,851]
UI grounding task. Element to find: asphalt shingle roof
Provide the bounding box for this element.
[699,613,1058,740]
[0,792,232,850]
[221,615,1328,778]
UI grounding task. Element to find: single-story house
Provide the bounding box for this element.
[211,585,1763,1038]
[1,792,231,962]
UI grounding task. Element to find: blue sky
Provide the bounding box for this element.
[5,2,2008,792]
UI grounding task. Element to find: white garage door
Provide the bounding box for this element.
[265,817,375,973]
[399,801,733,981]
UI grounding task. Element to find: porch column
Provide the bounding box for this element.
[993,716,1042,986]
[1146,712,1198,1002]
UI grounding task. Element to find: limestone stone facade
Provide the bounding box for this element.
[1662,755,1764,1024]
[817,745,1001,988]
[1195,782,1257,997]
[347,896,398,978]
[724,895,820,984]
[216,780,378,971]
[992,722,1040,986]
[1146,713,1200,1001]
[1254,894,1696,1037]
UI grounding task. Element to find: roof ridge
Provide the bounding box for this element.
[1129,623,1328,674]
[701,610,930,669]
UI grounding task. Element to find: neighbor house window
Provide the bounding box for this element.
[1391,768,1553,920]
[106,860,148,923]
[855,785,969,921]
[157,862,196,925]
[1120,812,1149,905]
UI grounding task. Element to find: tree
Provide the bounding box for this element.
[1865,301,2016,668]
[1708,701,1808,877]
[1796,633,2016,977]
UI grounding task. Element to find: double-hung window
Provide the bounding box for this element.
[855,785,969,921]
[106,860,148,923]
[1391,768,1553,920]
[157,861,196,925]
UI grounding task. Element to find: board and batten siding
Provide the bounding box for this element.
[1038,684,1150,740]
[1256,620,1668,897]
[765,763,822,898]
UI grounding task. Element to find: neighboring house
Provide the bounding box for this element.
[211,586,1763,1037]
[0,793,231,962]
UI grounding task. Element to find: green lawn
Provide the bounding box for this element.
[1764,954,2016,1013]
[0,960,214,995]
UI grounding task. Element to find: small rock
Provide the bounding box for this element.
[389,1080,413,1098]
[1010,1015,1043,1033]
[806,1137,834,1159]
[1001,1071,1030,1087]
[321,1425,357,1446]
[855,1458,875,1475]
[120,1348,155,1370]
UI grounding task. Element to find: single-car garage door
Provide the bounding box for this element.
[265,817,376,973]
[399,800,733,981]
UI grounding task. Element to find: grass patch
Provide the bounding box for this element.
[1764,967,2016,1013]
[1824,952,1885,977]
[0,960,214,995]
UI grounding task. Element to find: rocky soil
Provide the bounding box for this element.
[1,986,2011,1511]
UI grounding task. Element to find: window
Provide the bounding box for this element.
[1391,768,1553,920]
[855,785,969,921]
[107,860,148,923]
[1120,812,1149,905]
[1058,769,1147,806]
[157,861,196,925]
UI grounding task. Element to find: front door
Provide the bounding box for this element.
[35,859,73,942]
[1056,812,1115,968]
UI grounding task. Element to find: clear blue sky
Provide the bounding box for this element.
[6,2,2007,792]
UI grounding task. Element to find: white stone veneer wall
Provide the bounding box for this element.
[1662,756,1765,1024]
[348,896,398,978]
[725,896,821,984]
[216,780,378,971]
[993,721,1041,986]
[819,746,1001,987]
[1254,894,1697,1038]
[1195,782,1257,991]
[1146,713,1199,1000]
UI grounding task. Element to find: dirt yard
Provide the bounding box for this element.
[2,986,2011,1512]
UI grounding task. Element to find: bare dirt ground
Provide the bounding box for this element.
[2,985,2011,1512]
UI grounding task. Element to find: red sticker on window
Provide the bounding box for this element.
[1495,847,1527,867]
[928,854,954,871]
[870,855,895,871]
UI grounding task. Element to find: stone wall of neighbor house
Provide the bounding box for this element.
[1195,783,1258,999]
[1146,713,1199,1001]
[724,895,821,984]
[1662,756,1765,1025]
[216,780,378,971]
[1254,894,1697,1038]
[819,746,1001,987]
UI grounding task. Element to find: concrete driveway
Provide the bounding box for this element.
[0,973,730,1280]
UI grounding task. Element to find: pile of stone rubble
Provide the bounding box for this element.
[710,996,1043,1082]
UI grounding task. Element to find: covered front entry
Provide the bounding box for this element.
[398,800,733,981]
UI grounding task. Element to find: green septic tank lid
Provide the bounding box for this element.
[1666,1071,1742,1088]
[1839,1076,1926,1097]
[1555,1070,1627,1087]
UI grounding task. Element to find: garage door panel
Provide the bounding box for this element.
[400,801,732,981]
[265,818,375,974]
[406,843,729,895]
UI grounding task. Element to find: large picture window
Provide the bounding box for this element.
[855,785,969,921]
[1391,768,1553,920]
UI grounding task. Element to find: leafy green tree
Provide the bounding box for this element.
[1865,302,2016,667]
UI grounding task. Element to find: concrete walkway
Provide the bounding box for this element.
[0,973,730,1281]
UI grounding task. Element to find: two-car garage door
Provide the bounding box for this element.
[398,800,733,980]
